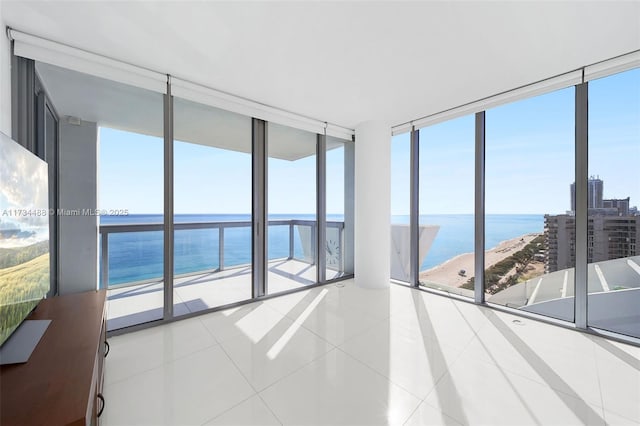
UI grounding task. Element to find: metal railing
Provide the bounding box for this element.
[99,219,344,288]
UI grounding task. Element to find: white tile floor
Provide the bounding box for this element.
[102,280,640,426]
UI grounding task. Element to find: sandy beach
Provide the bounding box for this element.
[419,233,542,288]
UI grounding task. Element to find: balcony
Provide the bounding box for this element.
[100,219,345,330]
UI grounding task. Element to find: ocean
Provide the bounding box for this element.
[420,214,543,269]
[101,214,341,286]
[100,214,543,286]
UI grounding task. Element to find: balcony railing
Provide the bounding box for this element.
[99,219,344,288]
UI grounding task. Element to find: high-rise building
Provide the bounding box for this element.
[589,177,604,209]
[545,214,639,272]
[603,197,631,216]
[570,176,604,212]
[548,180,638,272]
[544,214,576,272]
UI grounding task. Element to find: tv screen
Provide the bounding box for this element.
[0,132,50,347]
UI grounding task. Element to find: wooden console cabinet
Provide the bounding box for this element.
[0,290,107,426]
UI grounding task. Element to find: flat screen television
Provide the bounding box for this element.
[0,131,50,347]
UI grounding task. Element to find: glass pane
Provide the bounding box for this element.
[34,63,162,330]
[485,87,575,322]
[107,230,164,285]
[587,68,640,338]
[267,123,317,294]
[173,97,252,314]
[418,115,475,298]
[326,136,354,279]
[268,224,291,261]
[100,122,163,329]
[390,132,411,282]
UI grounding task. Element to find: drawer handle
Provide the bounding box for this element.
[104,341,110,358]
[97,393,105,417]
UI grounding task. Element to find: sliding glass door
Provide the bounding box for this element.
[267,123,318,294]
[26,58,352,332]
[88,70,165,330]
[390,132,411,283]
[173,97,253,315]
[325,136,355,279]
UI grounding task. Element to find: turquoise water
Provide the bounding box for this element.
[101,214,543,286]
[394,214,544,269]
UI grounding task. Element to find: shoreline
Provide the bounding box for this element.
[419,233,542,288]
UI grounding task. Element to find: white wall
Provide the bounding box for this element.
[354,121,391,289]
[58,119,99,294]
[0,5,12,135]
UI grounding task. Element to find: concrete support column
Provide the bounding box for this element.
[354,121,391,289]
[58,119,98,294]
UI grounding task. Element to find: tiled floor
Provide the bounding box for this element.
[102,280,640,426]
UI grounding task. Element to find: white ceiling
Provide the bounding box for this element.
[3,1,640,130]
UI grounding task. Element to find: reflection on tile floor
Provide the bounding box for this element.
[107,259,337,330]
[103,279,640,426]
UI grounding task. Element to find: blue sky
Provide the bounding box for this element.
[392,67,639,215]
[101,68,638,216]
[100,128,346,215]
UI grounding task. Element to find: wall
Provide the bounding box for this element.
[58,119,99,294]
[0,5,12,135]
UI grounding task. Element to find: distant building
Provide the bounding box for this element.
[588,207,621,216]
[544,214,576,272]
[570,176,604,211]
[547,178,639,272]
[589,216,639,263]
[544,214,639,272]
[603,197,630,216]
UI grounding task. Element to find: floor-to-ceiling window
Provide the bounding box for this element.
[402,64,637,342]
[173,98,253,315]
[100,128,164,289]
[484,87,575,321]
[587,67,640,338]
[28,62,165,331]
[27,59,352,330]
[35,72,60,297]
[10,58,60,298]
[418,116,475,298]
[325,136,355,279]
[96,92,164,329]
[267,123,318,294]
[12,35,357,336]
[390,132,411,283]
